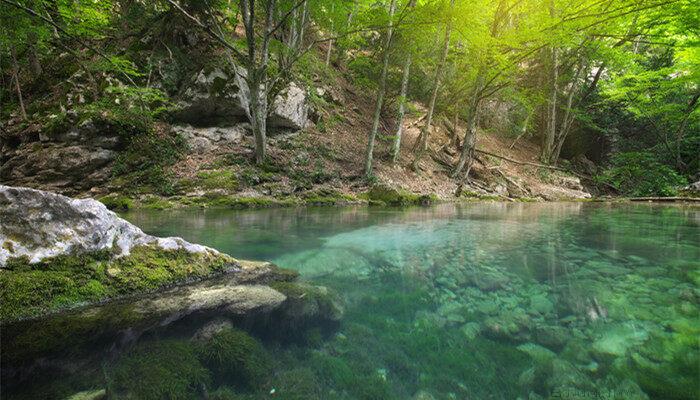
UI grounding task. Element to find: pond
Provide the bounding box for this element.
[5,203,700,399]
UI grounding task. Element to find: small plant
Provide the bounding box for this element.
[595,152,687,196]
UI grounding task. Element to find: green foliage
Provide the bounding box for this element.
[196,327,272,388]
[348,55,379,90]
[108,340,211,400]
[596,152,688,196]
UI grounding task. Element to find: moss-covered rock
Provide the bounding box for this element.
[366,184,434,206]
[107,340,210,400]
[0,245,235,322]
[98,194,135,211]
[267,281,344,342]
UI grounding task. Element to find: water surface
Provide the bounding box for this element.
[8,203,700,399]
[121,202,700,400]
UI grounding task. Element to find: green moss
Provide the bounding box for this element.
[98,194,135,211]
[271,368,322,399]
[196,327,272,388]
[140,195,175,210]
[269,281,342,328]
[4,302,146,363]
[0,246,233,322]
[195,169,238,191]
[268,264,301,282]
[186,194,298,209]
[366,185,421,206]
[107,340,210,400]
[208,387,245,400]
[302,189,360,206]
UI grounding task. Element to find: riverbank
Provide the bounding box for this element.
[97,189,700,212]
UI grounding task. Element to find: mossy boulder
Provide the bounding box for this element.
[366,184,436,206]
[98,194,135,211]
[0,245,235,322]
[107,340,211,400]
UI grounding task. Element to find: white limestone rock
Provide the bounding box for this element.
[0,185,217,267]
[269,82,309,130]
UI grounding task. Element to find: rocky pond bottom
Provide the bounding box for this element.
[4,203,699,400]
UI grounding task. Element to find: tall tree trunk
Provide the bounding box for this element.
[297,0,309,49]
[26,30,42,77]
[541,45,558,163]
[411,0,454,170]
[452,82,482,178]
[364,0,397,177]
[541,0,558,163]
[10,43,27,120]
[241,0,275,165]
[550,61,585,164]
[390,0,416,164]
[391,53,412,163]
[250,74,268,164]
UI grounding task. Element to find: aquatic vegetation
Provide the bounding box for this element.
[196,327,272,388]
[107,340,211,400]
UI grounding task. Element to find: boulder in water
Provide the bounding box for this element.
[0,185,214,267]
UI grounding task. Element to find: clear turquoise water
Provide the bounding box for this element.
[120,203,700,400]
[6,203,700,399]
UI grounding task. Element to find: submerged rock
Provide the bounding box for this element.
[0,185,213,267]
[591,322,649,361]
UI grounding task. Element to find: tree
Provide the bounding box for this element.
[391,0,417,163]
[167,0,318,165]
[364,0,397,177]
[411,0,455,170]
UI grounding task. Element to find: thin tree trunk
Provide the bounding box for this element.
[509,109,532,150]
[10,43,27,120]
[297,0,308,49]
[390,0,416,164]
[325,39,333,66]
[391,53,412,163]
[325,3,335,66]
[412,0,454,170]
[364,0,397,177]
[541,0,558,163]
[27,1,42,79]
[674,91,700,170]
[26,31,42,77]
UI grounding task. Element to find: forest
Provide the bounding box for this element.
[1,0,698,201]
